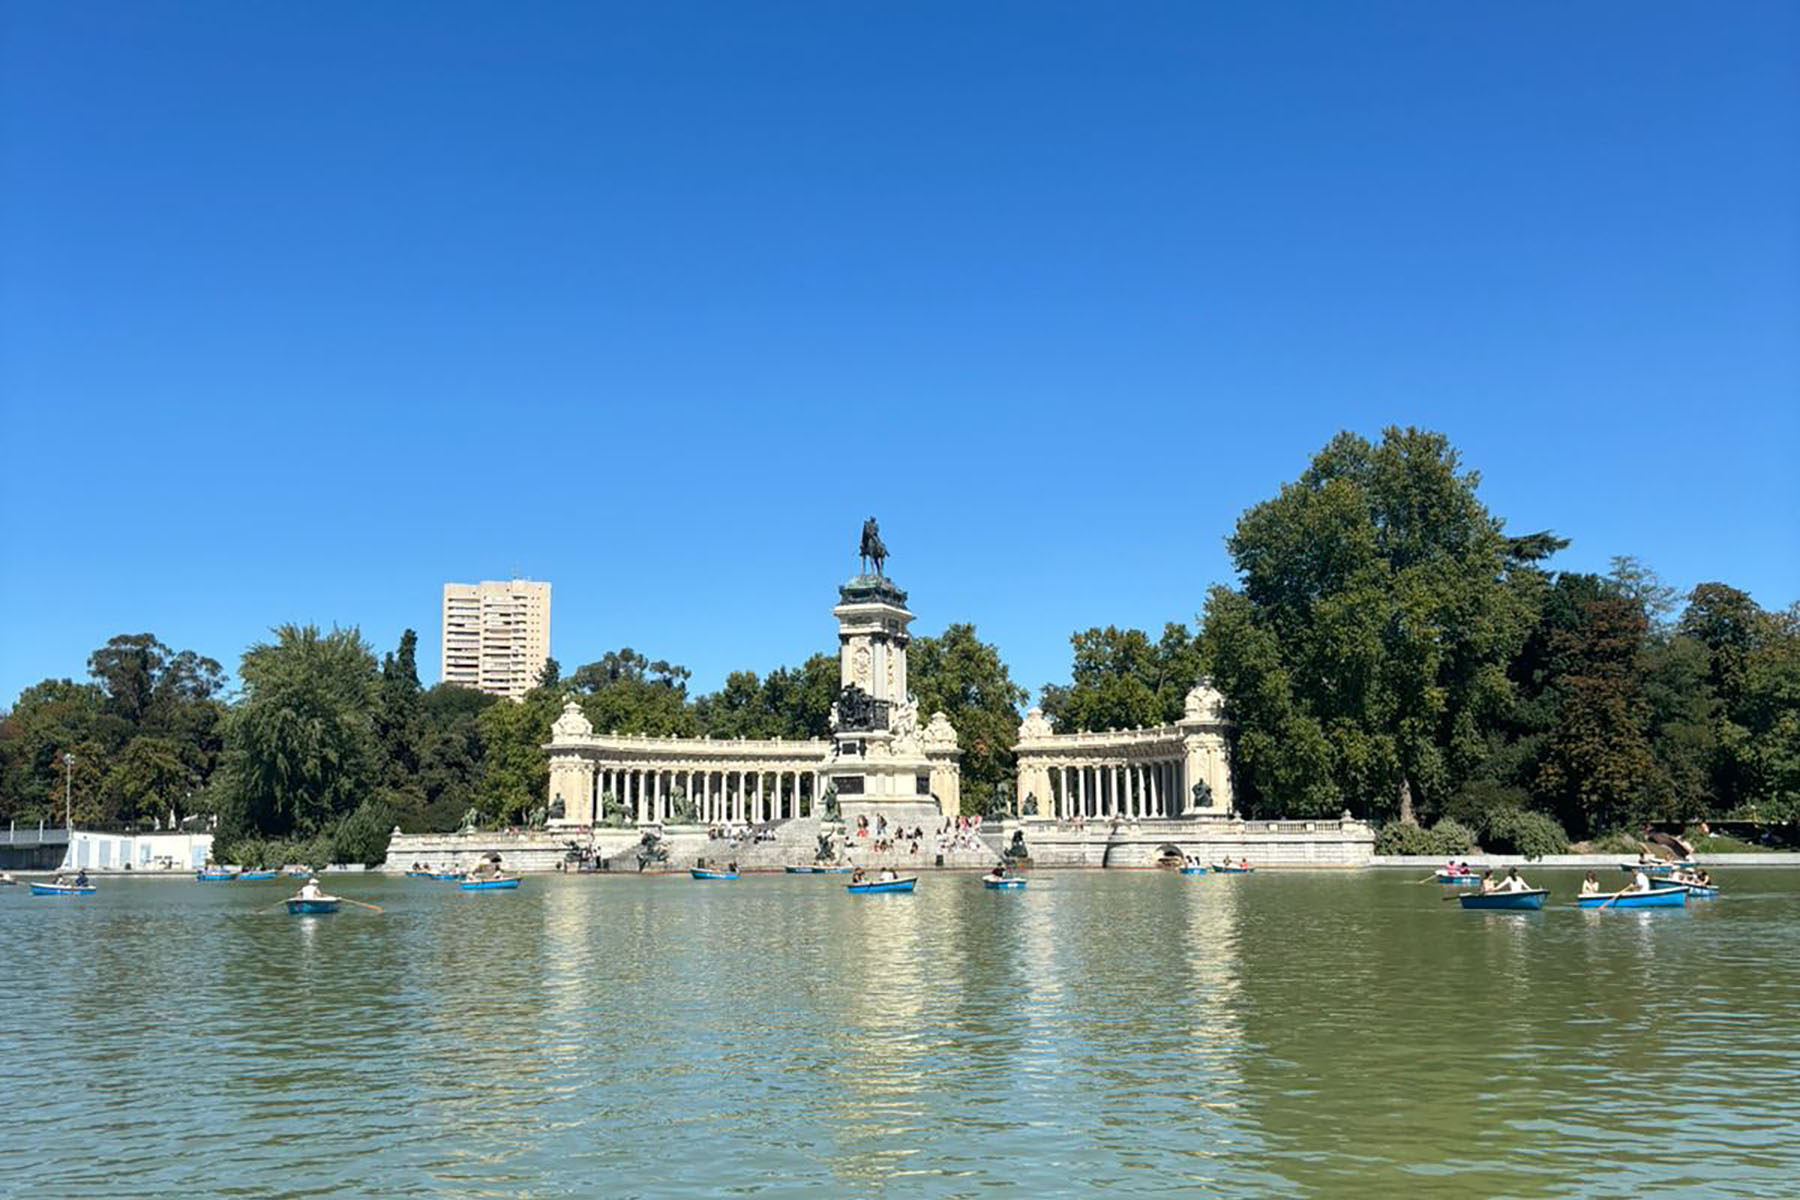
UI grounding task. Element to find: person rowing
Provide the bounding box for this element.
[878,867,898,883]
[1496,867,1531,893]
[985,862,1009,881]
[850,866,867,884]
[1628,866,1653,893]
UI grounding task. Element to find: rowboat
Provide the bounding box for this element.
[1179,865,1208,875]
[848,877,917,894]
[691,868,738,880]
[460,877,521,890]
[404,870,433,878]
[30,882,97,896]
[1458,888,1547,911]
[431,871,464,881]
[285,898,340,914]
[238,870,279,881]
[816,867,854,874]
[196,871,236,882]
[1436,872,1479,884]
[1663,880,1720,898]
[983,876,1027,889]
[1212,865,1255,874]
[1577,887,1688,909]
[784,866,818,874]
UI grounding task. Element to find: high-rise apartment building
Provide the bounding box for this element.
[441,579,552,700]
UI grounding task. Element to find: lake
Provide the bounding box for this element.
[4,868,1797,1198]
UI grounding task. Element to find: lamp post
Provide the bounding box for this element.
[63,753,75,835]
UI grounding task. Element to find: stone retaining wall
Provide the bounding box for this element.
[1016,816,1375,868]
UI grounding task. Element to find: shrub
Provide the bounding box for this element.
[1375,820,1475,856]
[1588,829,1643,855]
[1442,781,1529,831]
[1429,818,1477,854]
[1482,809,1569,859]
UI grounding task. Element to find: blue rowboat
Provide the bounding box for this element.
[691,868,738,880]
[983,877,1026,889]
[784,866,818,874]
[404,871,432,878]
[1458,888,1548,911]
[1212,865,1255,874]
[196,871,236,882]
[285,898,340,915]
[1619,863,1685,877]
[238,870,279,881]
[1577,887,1688,910]
[431,872,464,881]
[848,877,917,894]
[460,877,521,891]
[30,883,97,897]
[1179,866,1208,875]
[1664,880,1719,898]
[1436,872,1479,884]
[817,867,854,874]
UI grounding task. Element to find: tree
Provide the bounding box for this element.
[1040,623,1202,732]
[909,623,1028,815]
[476,683,565,824]
[1535,592,1661,836]
[566,649,701,736]
[1200,428,1543,821]
[221,625,381,840]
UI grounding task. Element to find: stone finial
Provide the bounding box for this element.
[922,711,960,752]
[1018,707,1054,742]
[551,700,593,740]
[1183,679,1226,723]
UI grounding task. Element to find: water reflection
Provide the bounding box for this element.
[2,870,1798,1198]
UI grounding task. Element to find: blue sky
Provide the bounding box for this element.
[3,1,1796,707]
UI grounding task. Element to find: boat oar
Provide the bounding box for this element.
[338,897,383,913]
[260,898,295,913]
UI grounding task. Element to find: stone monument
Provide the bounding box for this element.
[826,519,961,833]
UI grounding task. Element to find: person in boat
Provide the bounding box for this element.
[74,868,90,887]
[298,877,326,901]
[1580,871,1601,895]
[727,861,738,874]
[1478,869,1499,893]
[986,862,1008,881]
[1696,868,1713,887]
[1629,866,1653,893]
[878,867,898,882]
[851,866,867,884]
[1498,867,1530,893]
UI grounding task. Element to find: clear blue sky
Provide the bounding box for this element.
[3,1,1796,708]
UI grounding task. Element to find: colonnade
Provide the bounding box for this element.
[596,766,824,826]
[1046,760,1183,821]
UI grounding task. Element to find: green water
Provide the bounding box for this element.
[5,869,1798,1198]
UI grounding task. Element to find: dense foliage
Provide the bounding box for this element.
[1039,427,1800,846]
[4,428,1794,854]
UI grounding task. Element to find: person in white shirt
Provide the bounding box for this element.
[1498,867,1530,893]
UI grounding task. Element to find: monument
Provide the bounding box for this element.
[825,518,961,833]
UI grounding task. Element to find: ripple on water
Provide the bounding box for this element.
[2,869,1798,1197]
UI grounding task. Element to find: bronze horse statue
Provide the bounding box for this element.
[859,517,888,577]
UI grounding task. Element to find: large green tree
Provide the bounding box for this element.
[909,623,1028,815]
[1201,428,1550,820]
[220,625,381,839]
[1040,623,1204,733]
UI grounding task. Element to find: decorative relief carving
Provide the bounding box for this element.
[852,644,872,690]
[552,700,593,741]
[923,711,959,752]
[1184,679,1226,723]
[1018,707,1054,743]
